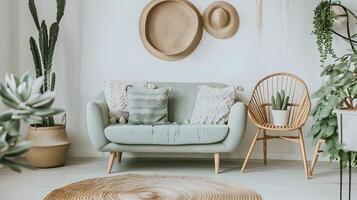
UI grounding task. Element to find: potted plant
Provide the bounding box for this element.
[271,90,290,126]
[312,1,356,64]
[311,53,357,162]
[311,1,357,165]
[25,0,70,168]
[0,72,63,172]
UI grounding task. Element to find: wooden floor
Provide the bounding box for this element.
[0,157,355,200]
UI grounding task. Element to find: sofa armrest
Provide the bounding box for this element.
[223,102,247,152]
[87,95,110,151]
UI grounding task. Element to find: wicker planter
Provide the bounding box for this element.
[25,125,70,168]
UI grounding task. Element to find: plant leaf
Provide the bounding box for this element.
[30,37,43,78]
[28,0,40,30]
[56,0,66,23]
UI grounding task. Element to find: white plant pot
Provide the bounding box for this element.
[272,110,290,126]
[335,109,357,152]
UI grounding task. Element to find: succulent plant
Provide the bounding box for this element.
[271,90,290,110]
[28,0,66,126]
[0,72,63,172]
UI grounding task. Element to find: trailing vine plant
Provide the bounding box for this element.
[311,0,357,166]
[313,1,337,64]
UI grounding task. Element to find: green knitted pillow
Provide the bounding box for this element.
[127,87,169,125]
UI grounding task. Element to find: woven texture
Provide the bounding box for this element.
[103,81,147,120]
[190,85,236,124]
[44,174,262,200]
[127,87,169,125]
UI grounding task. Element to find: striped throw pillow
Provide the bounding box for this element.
[127,87,169,125]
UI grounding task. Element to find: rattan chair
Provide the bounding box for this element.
[241,73,311,179]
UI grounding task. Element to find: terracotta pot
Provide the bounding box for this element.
[25,125,70,168]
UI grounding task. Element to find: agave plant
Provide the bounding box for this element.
[271,90,290,110]
[0,72,63,172]
[28,0,66,126]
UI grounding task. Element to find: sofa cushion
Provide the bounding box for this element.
[104,124,229,145]
[127,87,169,125]
[190,85,236,125]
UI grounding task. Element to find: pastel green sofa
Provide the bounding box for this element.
[87,82,247,173]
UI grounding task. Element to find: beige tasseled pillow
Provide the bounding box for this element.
[104,81,147,122]
[190,85,236,124]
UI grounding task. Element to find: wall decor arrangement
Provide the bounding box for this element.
[203,1,239,39]
[139,0,203,61]
[139,0,239,61]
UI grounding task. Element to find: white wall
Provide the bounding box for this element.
[0,0,18,110]
[13,0,357,160]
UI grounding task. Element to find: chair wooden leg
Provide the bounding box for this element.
[107,152,117,174]
[263,130,267,164]
[241,128,260,173]
[310,140,322,176]
[117,152,122,163]
[298,129,310,180]
[214,153,220,174]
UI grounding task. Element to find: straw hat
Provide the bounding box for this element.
[140,0,203,61]
[203,1,239,39]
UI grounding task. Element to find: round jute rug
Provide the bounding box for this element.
[45,174,262,200]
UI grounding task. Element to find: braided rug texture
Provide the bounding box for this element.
[45,174,262,200]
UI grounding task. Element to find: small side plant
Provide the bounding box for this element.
[271,90,289,110]
[0,73,63,172]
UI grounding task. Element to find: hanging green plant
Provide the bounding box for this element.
[312,1,337,64]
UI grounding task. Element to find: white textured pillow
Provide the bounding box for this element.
[104,81,147,120]
[190,85,236,124]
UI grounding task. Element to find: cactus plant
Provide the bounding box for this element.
[271,90,290,110]
[0,72,63,172]
[28,0,66,127]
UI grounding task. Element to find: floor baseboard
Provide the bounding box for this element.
[69,149,329,162]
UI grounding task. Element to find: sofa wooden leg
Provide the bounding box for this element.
[117,152,122,163]
[107,152,117,174]
[214,153,220,174]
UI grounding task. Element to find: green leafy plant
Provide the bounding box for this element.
[28,0,66,127]
[0,73,63,172]
[310,53,357,165]
[313,1,337,63]
[311,1,357,165]
[313,1,357,64]
[271,90,289,110]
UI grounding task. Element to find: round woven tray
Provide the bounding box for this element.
[45,174,262,200]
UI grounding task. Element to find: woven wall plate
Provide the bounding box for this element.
[140,0,203,61]
[203,1,239,39]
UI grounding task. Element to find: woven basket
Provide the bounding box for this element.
[25,124,70,168]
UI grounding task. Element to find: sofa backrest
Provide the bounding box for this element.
[152,82,228,124]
